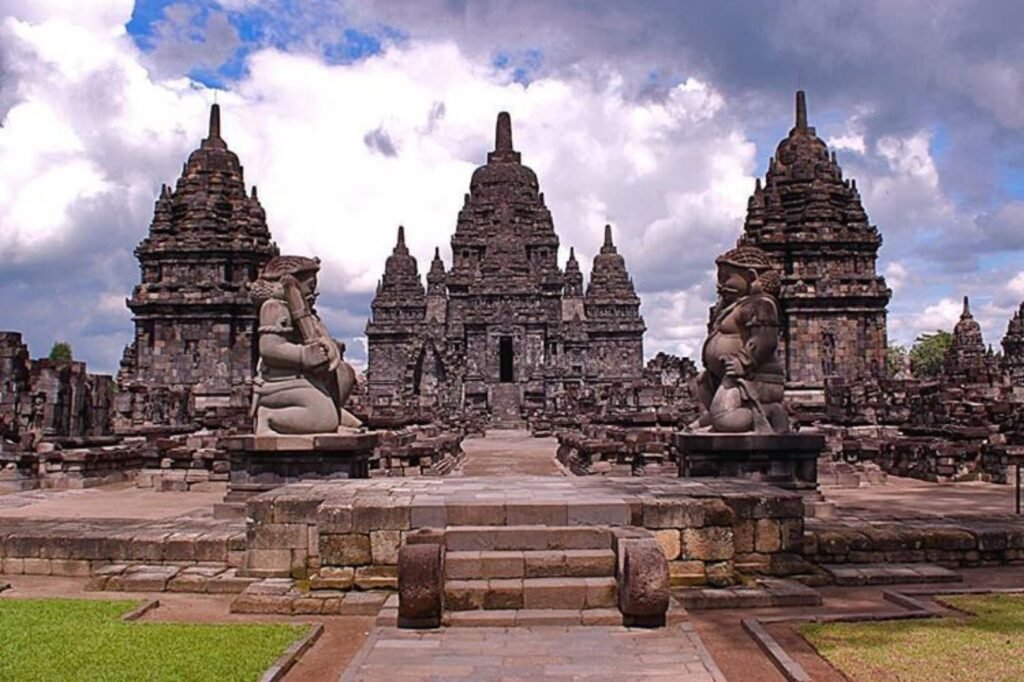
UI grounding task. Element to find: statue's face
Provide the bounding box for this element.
[298,273,319,306]
[716,264,753,303]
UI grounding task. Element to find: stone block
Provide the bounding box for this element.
[320,534,371,566]
[668,560,706,587]
[682,527,734,562]
[524,550,566,578]
[352,502,410,532]
[316,503,353,534]
[398,543,444,627]
[755,519,782,553]
[340,591,388,616]
[410,499,447,528]
[567,501,630,526]
[310,566,355,590]
[354,565,398,590]
[734,520,756,554]
[583,577,617,608]
[446,502,505,526]
[23,558,51,575]
[2,558,24,574]
[50,559,91,577]
[243,549,293,576]
[444,579,485,611]
[249,523,308,550]
[484,578,524,610]
[480,551,525,579]
[506,502,568,526]
[653,530,681,561]
[272,496,323,524]
[523,578,586,610]
[565,550,616,578]
[642,499,705,529]
[370,530,402,566]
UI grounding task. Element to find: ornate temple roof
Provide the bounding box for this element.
[585,225,640,305]
[564,247,583,297]
[142,105,274,250]
[743,91,881,250]
[426,247,446,295]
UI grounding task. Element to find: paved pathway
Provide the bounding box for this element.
[459,429,563,477]
[340,624,725,681]
[823,475,1021,519]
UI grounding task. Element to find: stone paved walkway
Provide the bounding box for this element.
[340,624,725,681]
[0,482,224,520]
[459,429,563,477]
[823,475,1021,519]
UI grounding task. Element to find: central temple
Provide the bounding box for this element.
[365,113,646,425]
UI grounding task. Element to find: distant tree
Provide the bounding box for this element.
[885,343,909,377]
[909,331,952,378]
[48,341,73,363]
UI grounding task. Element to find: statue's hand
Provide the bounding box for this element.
[300,341,331,370]
[722,355,745,378]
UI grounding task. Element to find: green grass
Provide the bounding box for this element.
[0,598,307,682]
[801,594,1024,682]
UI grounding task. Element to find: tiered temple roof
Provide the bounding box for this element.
[740,91,890,389]
[116,105,278,430]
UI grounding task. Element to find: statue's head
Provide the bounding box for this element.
[714,246,780,304]
[256,256,321,305]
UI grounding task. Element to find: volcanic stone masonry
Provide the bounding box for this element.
[114,104,279,433]
[740,91,891,394]
[365,112,646,427]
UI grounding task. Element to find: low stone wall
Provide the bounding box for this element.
[805,515,1024,568]
[239,478,806,589]
[555,426,676,476]
[372,425,465,477]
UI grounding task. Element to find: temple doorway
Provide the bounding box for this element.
[499,336,514,383]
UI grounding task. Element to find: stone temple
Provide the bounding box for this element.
[114,105,279,432]
[740,91,891,394]
[365,113,645,426]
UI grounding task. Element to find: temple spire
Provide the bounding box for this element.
[963,295,971,318]
[209,103,221,139]
[495,111,513,152]
[603,224,614,248]
[795,90,808,131]
[397,225,406,248]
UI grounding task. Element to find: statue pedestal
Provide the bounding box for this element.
[219,432,379,502]
[673,432,824,492]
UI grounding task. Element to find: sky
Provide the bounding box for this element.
[2,0,1024,374]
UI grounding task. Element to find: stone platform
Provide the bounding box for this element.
[674,432,824,492]
[239,476,806,590]
[220,432,379,501]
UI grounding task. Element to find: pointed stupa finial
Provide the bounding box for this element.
[795,90,808,131]
[604,224,614,248]
[209,103,221,139]
[397,224,406,247]
[963,295,971,317]
[569,246,576,260]
[251,185,258,200]
[495,111,513,152]
[433,246,440,260]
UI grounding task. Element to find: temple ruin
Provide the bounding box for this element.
[740,91,891,397]
[365,113,645,427]
[114,104,279,433]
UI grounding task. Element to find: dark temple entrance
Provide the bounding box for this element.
[499,336,514,383]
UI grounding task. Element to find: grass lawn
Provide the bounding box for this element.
[801,594,1024,681]
[0,598,307,682]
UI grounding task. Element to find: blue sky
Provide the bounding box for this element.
[2,0,1024,373]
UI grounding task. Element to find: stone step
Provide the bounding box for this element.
[444,576,618,611]
[823,563,963,586]
[445,549,616,580]
[444,525,613,552]
[443,608,625,627]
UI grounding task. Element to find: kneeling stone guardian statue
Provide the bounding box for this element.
[250,256,362,436]
[689,245,789,434]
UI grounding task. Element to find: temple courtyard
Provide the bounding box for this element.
[3,429,1023,681]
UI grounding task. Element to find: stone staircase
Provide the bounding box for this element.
[442,525,621,626]
[397,521,671,628]
[489,384,524,429]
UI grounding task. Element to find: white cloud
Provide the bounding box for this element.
[0,7,757,373]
